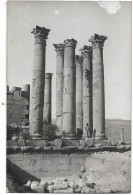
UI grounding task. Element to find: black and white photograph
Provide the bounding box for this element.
[6,0,131,193]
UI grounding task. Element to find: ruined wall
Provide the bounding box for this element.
[7,151,91,184]
[7,86,30,125]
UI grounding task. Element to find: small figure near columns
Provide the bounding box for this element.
[76,55,83,136]
[80,46,93,138]
[89,33,107,140]
[43,73,53,124]
[53,44,64,135]
[63,39,77,138]
[29,26,50,138]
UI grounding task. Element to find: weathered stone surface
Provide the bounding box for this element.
[54,188,73,193]
[47,185,55,193]
[89,33,107,140]
[31,181,40,189]
[53,43,64,135]
[26,180,32,187]
[54,138,62,148]
[80,46,92,138]
[31,186,44,193]
[63,39,77,137]
[94,139,111,146]
[20,91,30,97]
[7,141,18,147]
[62,139,80,147]
[30,26,50,136]
[85,138,93,147]
[43,73,52,124]
[80,139,86,148]
[18,138,25,147]
[76,55,83,136]
[22,84,30,92]
[39,181,48,191]
[53,183,68,190]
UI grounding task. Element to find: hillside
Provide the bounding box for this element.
[52,119,131,143]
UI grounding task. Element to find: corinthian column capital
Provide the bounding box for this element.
[89,33,107,49]
[79,45,92,58]
[64,39,77,48]
[53,43,64,56]
[31,25,50,45]
[75,55,83,66]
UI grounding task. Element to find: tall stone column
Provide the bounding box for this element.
[29,26,50,137]
[43,73,52,124]
[76,55,83,136]
[89,33,107,140]
[80,46,93,138]
[53,44,64,135]
[63,39,77,138]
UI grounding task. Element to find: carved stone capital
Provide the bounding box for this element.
[45,73,53,79]
[31,26,50,45]
[75,55,83,66]
[53,44,64,56]
[89,33,107,49]
[79,45,92,58]
[64,39,77,48]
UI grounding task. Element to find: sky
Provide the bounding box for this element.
[7,1,132,120]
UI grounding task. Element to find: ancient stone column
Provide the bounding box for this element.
[53,44,64,135]
[63,39,77,138]
[80,46,93,138]
[76,55,83,136]
[29,26,50,137]
[43,73,52,124]
[22,84,30,92]
[89,33,107,140]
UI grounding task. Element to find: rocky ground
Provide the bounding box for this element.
[7,150,131,193]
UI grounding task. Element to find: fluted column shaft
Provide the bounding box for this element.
[53,44,64,135]
[89,33,107,140]
[29,26,50,136]
[76,55,83,136]
[43,73,52,124]
[63,39,77,138]
[80,46,93,138]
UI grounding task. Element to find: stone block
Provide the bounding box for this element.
[20,91,30,97]
[47,185,55,193]
[94,139,111,146]
[31,186,44,193]
[18,138,26,146]
[31,181,40,189]
[12,87,22,92]
[54,188,73,193]
[85,138,94,147]
[54,138,62,148]
[62,139,80,147]
[26,139,47,147]
[7,92,14,96]
[7,141,18,147]
[80,139,86,148]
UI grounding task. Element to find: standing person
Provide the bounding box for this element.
[85,123,91,138]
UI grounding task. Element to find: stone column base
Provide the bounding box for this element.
[62,134,78,140]
[30,133,42,140]
[95,133,107,140]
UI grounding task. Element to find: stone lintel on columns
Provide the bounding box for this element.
[64,39,77,48]
[53,43,64,56]
[31,25,50,45]
[89,33,107,48]
[75,55,83,66]
[79,45,92,58]
[45,73,53,79]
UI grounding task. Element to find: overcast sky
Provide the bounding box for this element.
[7,1,132,120]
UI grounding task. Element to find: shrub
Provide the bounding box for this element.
[41,120,59,141]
